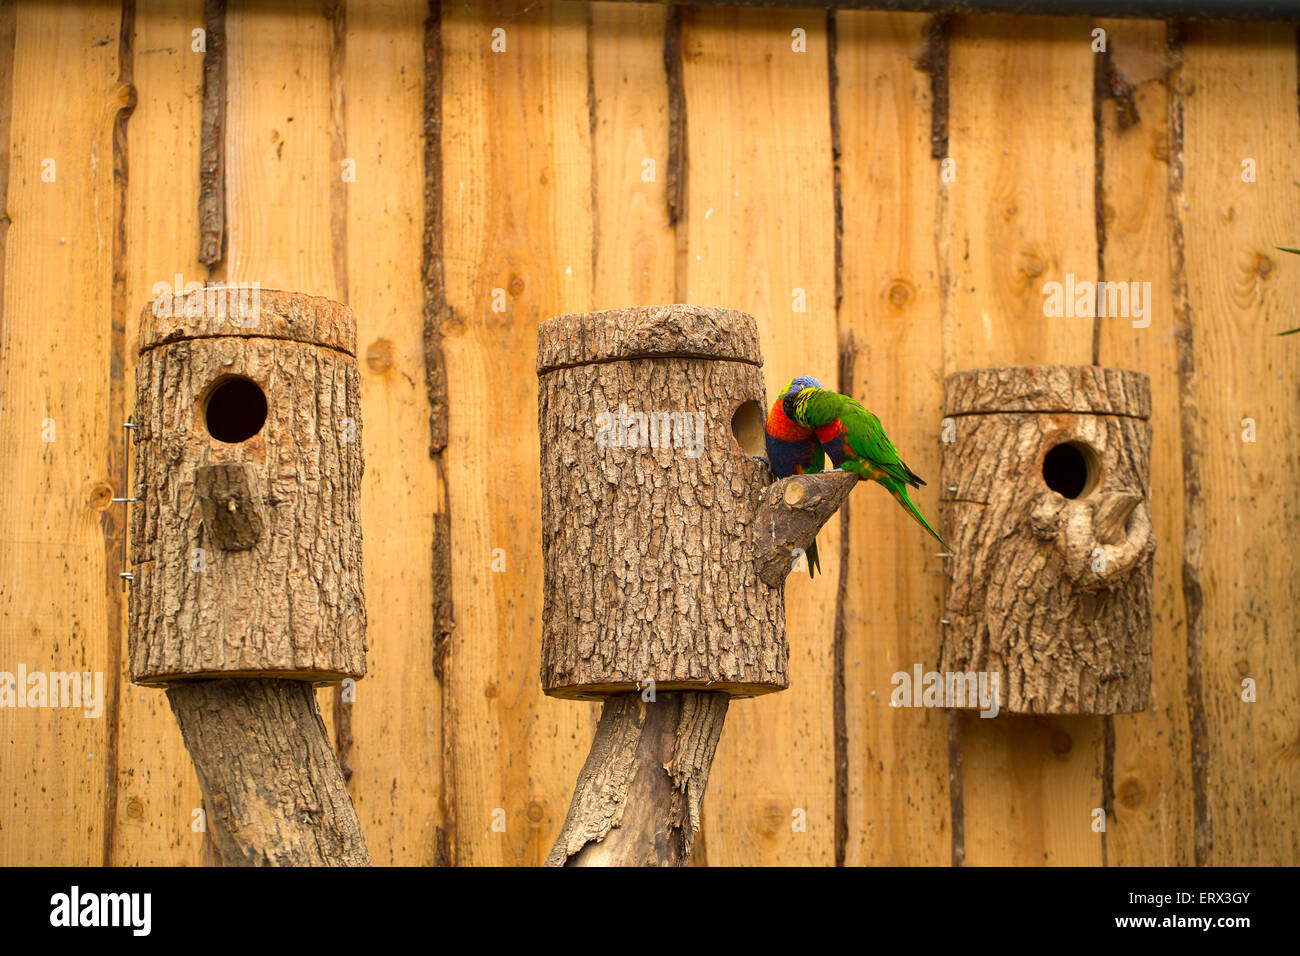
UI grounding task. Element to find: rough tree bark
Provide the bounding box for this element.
[939,366,1155,714]
[545,691,729,867]
[168,679,370,866]
[537,305,786,700]
[537,306,788,865]
[131,288,366,682]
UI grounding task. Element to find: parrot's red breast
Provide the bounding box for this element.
[767,399,813,442]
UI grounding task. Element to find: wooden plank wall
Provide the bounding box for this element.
[1,0,1297,866]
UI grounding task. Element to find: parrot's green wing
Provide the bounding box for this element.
[838,400,916,487]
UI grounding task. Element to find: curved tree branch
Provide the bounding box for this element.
[546,692,729,867]
[752,470,860,587]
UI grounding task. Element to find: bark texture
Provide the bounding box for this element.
[940,365,1155,714]
[537,306,786,699]
[195,464,264,550]
[168,679,371,866]
[752,470,859,587]
[545,691,729,867]
[130,288,365,683]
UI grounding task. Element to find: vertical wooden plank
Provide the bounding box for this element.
[590,1,673,309]
[440,0,593,866]
[681,6,837,865]
[0,2,122,864]
[942,16,1102,866]
[1094,18,1194,866]
[1180,23,1300,865]
[343,0,441,865]
[113,0,207,866]
[836,10,950,866]
[224,0,339,299]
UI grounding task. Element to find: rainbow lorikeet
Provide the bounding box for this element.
[783,377,952,553]
[765,375,826,577]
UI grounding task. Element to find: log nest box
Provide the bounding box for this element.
[129,287,366,685]
[939,366,1155,715]
[536,305,786,700]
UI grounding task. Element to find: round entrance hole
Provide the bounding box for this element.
[1042,440,1100,499]
[204,376,268,444]
[731,400,766,458]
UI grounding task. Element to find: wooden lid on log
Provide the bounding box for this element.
[139,286,356,356]
[944,365,1150,419]
[536,304,763,374]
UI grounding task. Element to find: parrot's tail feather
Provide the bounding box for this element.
[807,538,821,579]
[891,485,951,553]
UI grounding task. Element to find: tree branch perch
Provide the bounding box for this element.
[752,470,860,587]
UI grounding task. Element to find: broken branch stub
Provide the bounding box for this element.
[752,470,860,588]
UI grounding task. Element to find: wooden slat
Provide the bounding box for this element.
[224,0,339,300]
[0,1,122,865]
[112,0,207,866]
[681,6,838,865]
[1094,18,1194,866]
[1180,22,1300,865]
[343,0,441,866]
[837,9,950,866]
[942,15,1102,866]
[591,1,674,309]
[440,0,593,866]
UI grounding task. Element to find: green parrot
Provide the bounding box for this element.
[782,381,952,553]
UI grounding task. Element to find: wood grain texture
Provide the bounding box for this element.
[0,0,122,865]
[343,0,442,867]
[1094,18,1194,865]
[112,0,209,867]
[1180,23,1300,865]
[837,9,951,866]
[440,0,594,866]
[224,0,339,300]
[681,5,838,865]
[942,15,1102,866]
[590,1,674,309]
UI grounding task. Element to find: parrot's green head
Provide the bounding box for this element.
[780,375,822,424]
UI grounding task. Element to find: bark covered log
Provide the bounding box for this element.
[752,470,859,587]
[940,365,1155,714]
[130,289,366,683]
[545,691,729,867]
[168,679,370,866]
[537,305,786,699]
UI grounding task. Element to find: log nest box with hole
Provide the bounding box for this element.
[128,286,369,866]
[537,304,836,866]
[939,366,1156,716]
